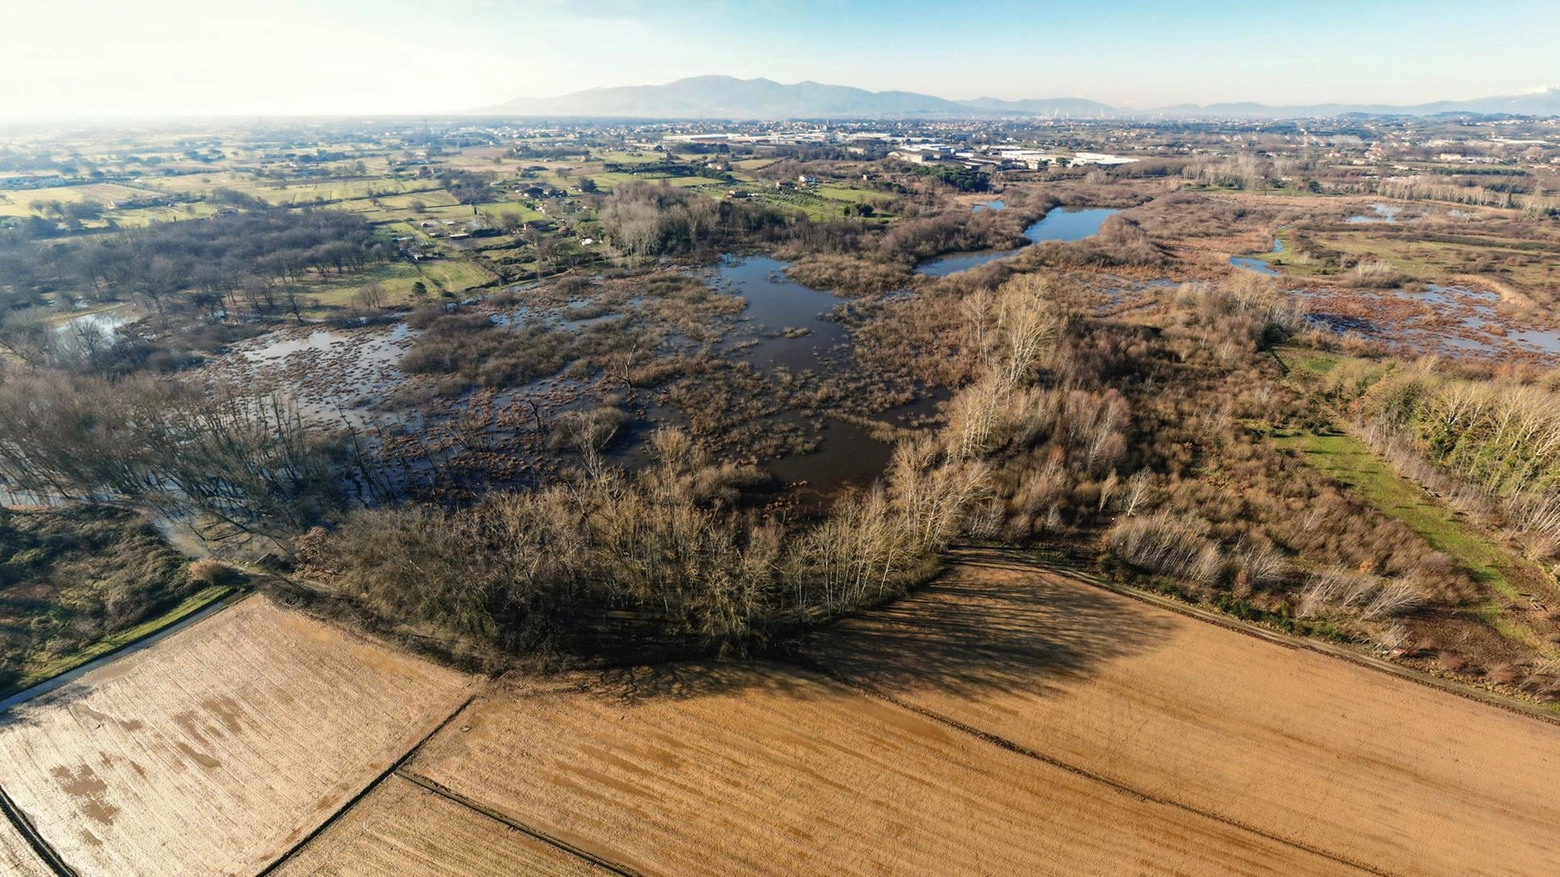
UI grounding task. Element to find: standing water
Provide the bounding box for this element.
[916,207,1120,277]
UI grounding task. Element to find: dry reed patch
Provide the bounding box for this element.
[409,665,1346,877]
[0,596,473,877]
[272,774,598,877]
[804,551,1560,877]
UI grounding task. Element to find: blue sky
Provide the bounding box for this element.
[3,0,1557,116]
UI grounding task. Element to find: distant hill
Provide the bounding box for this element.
[1151,88,1560,119]
[959,96,1117,118]
[482,76,971,119]
[479,75,1560,120]
[481,76,1104,119]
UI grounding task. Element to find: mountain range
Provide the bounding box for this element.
[480,75,1560,120]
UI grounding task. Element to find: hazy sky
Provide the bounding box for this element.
[3,0,1557,117]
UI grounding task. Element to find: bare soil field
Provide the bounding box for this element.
[272,774,601,877]
[406,667,1349,876]
[801,550,1560,877]
[0,596,474,877]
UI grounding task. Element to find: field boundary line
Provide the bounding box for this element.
[973,547,1560,728]
[786,645,1398,876]
[254,692,477,877]
[0,590,251,714]
[394,769,642,877]
[0,784,78,877]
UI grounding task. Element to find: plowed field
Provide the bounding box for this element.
[0,596,473,877]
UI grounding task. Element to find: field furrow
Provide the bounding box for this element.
[0,596,474,877]
[271,773,603,877]
[801,551,1560,877]
[408,667,1356,877]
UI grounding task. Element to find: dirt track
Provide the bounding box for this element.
[270,774,601,877]
[0,814,51,877]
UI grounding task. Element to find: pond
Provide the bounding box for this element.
[55,306,134,340]
[915,207,1120,277]
[706,254,850,372]
[1347,203,1401,224]
[972,200,1006,212]
[1230,236,1286,275]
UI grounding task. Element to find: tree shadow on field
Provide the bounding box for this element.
[596,549,1178,705]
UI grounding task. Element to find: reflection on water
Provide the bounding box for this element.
[765,418,896,497]
[916,207,1120,277]
[56,306,133,340]
[1230,256,1279,276]
[706,255,850,372]
[1347,203,1401,224]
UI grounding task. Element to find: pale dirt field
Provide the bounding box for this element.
[272,773,602,877]
[407,668,1351,877]
[0,816,51,877]
[801,550,1560,877]
[0,596,474,877]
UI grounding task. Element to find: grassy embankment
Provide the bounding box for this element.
[5,585,235,697]
[1274,349,1556,655]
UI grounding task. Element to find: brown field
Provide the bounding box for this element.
[801,551,1560,877]
[6,553,1558,876]
[405,669,1347,876]
[271,774,601,877]
[0,596,474,877]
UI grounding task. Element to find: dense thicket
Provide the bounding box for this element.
[0,373,341,544]
[597,182,787,257]
[1343,368,1560,557]
[0,505,199,692]
[297,275,1069,662]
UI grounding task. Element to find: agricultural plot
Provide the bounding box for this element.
[406,667,1347,876]
[0,817,51,877]
[272,774,600,877]
[801,551,1560,877]
[0,596,474,877]
[0,183,160,216]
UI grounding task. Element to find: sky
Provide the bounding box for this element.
[2,0,1557,118]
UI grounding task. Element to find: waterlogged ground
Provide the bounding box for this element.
[703,255,850,373]
[192,198,1555,505]
[1228,232,1559,363]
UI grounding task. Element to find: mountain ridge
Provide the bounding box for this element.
[479,76,1560,119]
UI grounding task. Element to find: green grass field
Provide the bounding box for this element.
[1272,427,1553,653]
[301,256,494,309]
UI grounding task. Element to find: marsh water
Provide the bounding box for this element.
[204,201,1559,502]
[916,207,1120,277]
[706,255,850,372]
[56,305,134,340]
[1347,203,1402,224]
